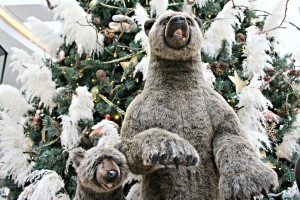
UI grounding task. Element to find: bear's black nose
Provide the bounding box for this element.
[171,16,185,24]
[107,170,118,181]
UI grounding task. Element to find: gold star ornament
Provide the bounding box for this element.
[228,71,247,93]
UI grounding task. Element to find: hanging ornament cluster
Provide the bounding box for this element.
[209,62,229,76]
[109,15,137,33]
[100,28,115,46]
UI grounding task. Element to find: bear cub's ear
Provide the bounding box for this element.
[194,17,204,35]
[144,19,156,36]
[69,148,86,169]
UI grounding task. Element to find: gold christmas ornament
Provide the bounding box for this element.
[228,71,247,93]
[91,86,99,101]
[89,0,97,8]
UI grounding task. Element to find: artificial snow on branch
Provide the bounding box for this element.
[18,170,70,200]
[202,0,249,57]
[276,113,300,161]
[242,26,273,78]
[0,112,35,186]
[0,85,30,122]
[26,17,63,57]
[9,48,57,109]
[237,78,272,153]
[51,0,104,55]
[150,0,169,17]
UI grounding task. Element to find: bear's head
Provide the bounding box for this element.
[145,11,203,60]
[69,146,128,193]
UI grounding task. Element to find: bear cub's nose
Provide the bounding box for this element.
[171,15,185,24]
[107,170,118,181]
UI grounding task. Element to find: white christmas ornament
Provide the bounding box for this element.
[242,26,273,78]
[51,0,104,55]
[0,112,35,186]
[202,0,249,57]
[18,170,70,200]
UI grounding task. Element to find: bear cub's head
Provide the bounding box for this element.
[145,11,203,60]
[69,146,128,193]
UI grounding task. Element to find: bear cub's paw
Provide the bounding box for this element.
[219,162,278,200]
[142,137,200,169]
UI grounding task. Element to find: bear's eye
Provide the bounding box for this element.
[187,19,192,26]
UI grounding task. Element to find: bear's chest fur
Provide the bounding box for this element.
[132,87,214,157]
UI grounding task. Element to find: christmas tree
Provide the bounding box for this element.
[0,0,300,199]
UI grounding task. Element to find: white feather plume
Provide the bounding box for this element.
[276,114,300,161]
[150,0,169,17]
[282,182,300,199]
[0,85,30,122]
[51,0,104,55]
[195,0,210,8]
[202,63,215,88]
[9,48,57,109]
[242,26,273,78]
[132,3,149,28]
[60,115,80,150]
[202,0,249,57]
[263,0,286,38]
[237,78,272,152]
[134,56,150,80]
[69,86,94,122]
[92,119,120,147]
[182,3,193,16]
[26,17,63,57]
[0,112,35,186]
[18,170,70,200]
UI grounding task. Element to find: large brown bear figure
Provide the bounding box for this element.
[121,11,278,200]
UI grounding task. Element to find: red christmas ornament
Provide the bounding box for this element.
[104,114,111,120]
[33,110,42,128]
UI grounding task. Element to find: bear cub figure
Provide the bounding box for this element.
[121,11,278,200]
[69,146,128,200]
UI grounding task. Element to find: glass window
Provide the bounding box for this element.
[0,46,7,84]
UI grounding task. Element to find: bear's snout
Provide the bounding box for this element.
[165,15,190,49]
[96,158,122,190]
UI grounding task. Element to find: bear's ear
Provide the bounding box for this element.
[69,148,86,169]
[144,19,156,36]
[194,17,204,35]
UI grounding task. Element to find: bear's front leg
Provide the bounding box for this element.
[122,128,200,174]
[213,113,278,200]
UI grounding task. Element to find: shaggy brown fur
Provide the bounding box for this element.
[121,11,278,200]
[69,146,128,200]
